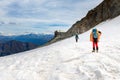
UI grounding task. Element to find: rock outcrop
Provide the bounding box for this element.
[50,0,120,43]
[67,0,120,36]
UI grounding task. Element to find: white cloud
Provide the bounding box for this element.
[0,0,103,23]
[0,0,103,35]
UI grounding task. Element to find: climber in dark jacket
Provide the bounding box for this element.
[75,34,79,42]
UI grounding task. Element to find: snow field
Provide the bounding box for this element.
[0,16,120,80]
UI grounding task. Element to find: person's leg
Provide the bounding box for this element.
[96,42,98,52]
[94,38,98,52]
[76,38,78,42]
[92,41,95,52]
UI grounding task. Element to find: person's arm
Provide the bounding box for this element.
[97,31,101,42]
[90,32,93,42]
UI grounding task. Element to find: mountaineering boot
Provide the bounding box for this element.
[92,50,95,52]
[92,47,95,52]
[96,50,98,53]
[96,47,98,53]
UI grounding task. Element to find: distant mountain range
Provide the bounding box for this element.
[0,40,38,56]
[0,33,54,45]
[0,33,54,56]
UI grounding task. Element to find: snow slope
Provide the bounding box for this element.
[0,16,120,80]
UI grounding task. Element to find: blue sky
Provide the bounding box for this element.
[0,0,103,35]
